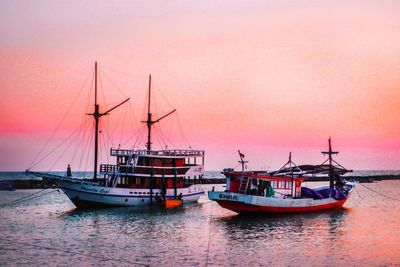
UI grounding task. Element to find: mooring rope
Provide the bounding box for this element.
[0,188,46,207]
[354,186,364,200]
[359,183,400,202]
[0,238,149,266]
[0,189,60,208]
[205,201,213,267]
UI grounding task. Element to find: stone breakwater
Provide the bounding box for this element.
[2,175,400,189]
[201,175,400,184]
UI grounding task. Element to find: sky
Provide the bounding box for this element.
[0,0,399,171]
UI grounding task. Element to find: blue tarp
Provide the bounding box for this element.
[301,187,348,200]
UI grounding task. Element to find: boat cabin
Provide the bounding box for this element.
[223,169,307,198]
[100,149,205,189]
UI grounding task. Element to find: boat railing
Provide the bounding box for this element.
[110,148,205,157]
[100,164,118,173]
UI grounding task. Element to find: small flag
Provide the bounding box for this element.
[238,150,245,158]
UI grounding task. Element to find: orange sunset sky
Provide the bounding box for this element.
[0,1,399,171]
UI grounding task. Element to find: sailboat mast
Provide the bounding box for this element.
[93,62,100,180]
[328,138,334,188]
[146,74,152,151]
[140,74,176,151]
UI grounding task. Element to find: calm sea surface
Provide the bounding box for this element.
[0,181,399,266]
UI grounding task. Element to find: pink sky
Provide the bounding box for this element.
[0,0,399,171]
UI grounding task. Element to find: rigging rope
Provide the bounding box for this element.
[83,122,95,176]
[153,125,167,149]
[99,125,110,165]
[29,71,92,169]
[99,68,130,99]
[30,121,87,170]
[48,122,85,172]
[132,126,146,150]
[358,182,400,202]
[155,125,178,149]
[102,121,115,149]
[128,101,140,130]
[121,105,129,145]
[98,70,107,113]
[78,121,93,171]
[71,117,92,166]
[153,81,175,109]
[175,112,190,147]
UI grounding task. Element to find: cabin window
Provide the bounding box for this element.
[163,158,173,166]
[146,158,152,166]
[286,181,293,189]
[278,181,284,189]
[175,159,185,167]
[153,159,162,166]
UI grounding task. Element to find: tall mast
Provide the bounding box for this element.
[142,74,176,152]
[87,62,130,181]
[146,75,152,151]
[93,62,99,180]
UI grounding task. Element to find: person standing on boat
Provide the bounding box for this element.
[66,164,72,177]
[265,181,275,197]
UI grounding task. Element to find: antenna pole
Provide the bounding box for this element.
[93,62,99,180]
[146,74,152,151]
[328,138,334,188]
[323,137,335,188]
[238,150,248,172]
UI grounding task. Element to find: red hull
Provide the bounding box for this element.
[217,199,347,214]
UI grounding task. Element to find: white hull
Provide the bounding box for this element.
[53,178,204,208]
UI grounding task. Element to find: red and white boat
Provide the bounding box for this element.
[208,139,355,214]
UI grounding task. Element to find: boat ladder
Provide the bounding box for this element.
[105,167,121,188]
[238,176,249,194]
[112,170,121,188]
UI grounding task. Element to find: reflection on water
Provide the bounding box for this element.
[0,181,399,266]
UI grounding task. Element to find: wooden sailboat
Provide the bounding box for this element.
[208,139,355,214]
[27,63,205,209]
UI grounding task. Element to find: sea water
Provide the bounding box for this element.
[0,180,399,266]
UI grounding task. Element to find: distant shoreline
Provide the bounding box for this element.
[201,175,400,184]
[1,174,399,189]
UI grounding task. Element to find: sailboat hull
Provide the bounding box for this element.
[56,179,204,209]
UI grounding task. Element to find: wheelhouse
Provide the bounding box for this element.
[223,169,307,198]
